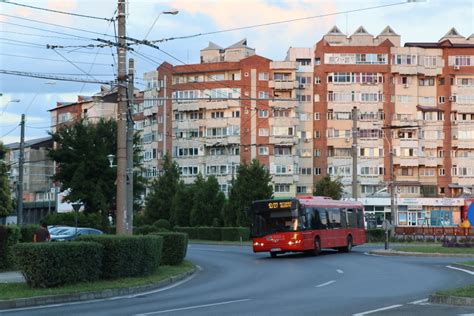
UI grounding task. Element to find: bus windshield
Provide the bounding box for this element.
[251,200,302,237]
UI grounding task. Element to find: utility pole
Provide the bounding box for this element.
[17,114,25,225]
[389,136,395,227]
[116,0,127,234]
[352,107,358,200]
[126,58,134,235]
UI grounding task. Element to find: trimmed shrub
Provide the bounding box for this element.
[19,225,39,243]
[43,212,103,230]
[197,227,221,241]
[13,242,102,288]
[134,225,169,235]
[221,227,250,241]
[174,227,199,239]
[366,229,386,242]
[0,225,20,270]
[150,232,188,265]
[78,235,163,279]
[154,219,171,230]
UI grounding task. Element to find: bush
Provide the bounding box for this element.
[365,229,386,242]
[13,242,102,288]
[0,225,20,270]
[134,225,169,235]
[154,219,171,230]
[197,227,221,240]
[221,227,250,241]
[150,232,188,265]
[19,225,38,243]
[43,212,104,230]
[77,235,163,279]
[174,227,199,239]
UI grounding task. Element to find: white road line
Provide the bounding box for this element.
[408,298,428,305]
[0,274,197,313]
[315,280,336,288]
[336,269,344,274]
[363,252,385,257]
[196,265,203,271]
[447,265,474,275]
[191,248,228,252]
[353,304,403,316]
[134,298,252,315]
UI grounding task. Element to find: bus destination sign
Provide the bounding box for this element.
[267,201,293,209]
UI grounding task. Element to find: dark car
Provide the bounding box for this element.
[50,227,103,241]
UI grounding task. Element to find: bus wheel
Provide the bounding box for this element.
[313,237,321,256]
[270,252,277,258]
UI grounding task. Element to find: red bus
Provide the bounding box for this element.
[250,196,365,257]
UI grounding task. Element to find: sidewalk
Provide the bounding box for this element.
[0,271,25,283]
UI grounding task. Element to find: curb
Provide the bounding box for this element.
[429,294,474,306]
[368,249,474,257]
[0,268,196,310]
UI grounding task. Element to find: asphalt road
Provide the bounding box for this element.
[2,244,474,316]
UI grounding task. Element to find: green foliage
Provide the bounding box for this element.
[226,159,273,227]
[154,219,171,230]
[365,229,386,242]
[48,119,145,223]
[0,143,13,217]
[174,227,250,241]
[145,154,180,222]
[133,212,147,227]
[170,181,192,227]
[0,225,20,270]
[13,242,103,288]
[77,235,163,279]
[43,212,103,230]
[220,227,250,241]
[313,175,344,200]
[190,174,207,227]
[134,225,169,235]
[174,227,199,239]
[150,232,188,265]
[19,225,39,243]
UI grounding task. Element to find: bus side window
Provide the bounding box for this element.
[356,208,364,228]
[327,208,341,228]
[317,208,328,229]
[340,208,347,228]
[347,209,357,228]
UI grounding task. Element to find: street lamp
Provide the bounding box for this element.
[71,202,82,236]
[107,154,116,168]
[0,99,20,116]
[137,9,179,53]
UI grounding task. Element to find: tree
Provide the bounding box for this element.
[144,153,180,222]
[48,119,145,227]
[190,174,206,227]
[313,175,344,200]
[170,180,193,227]
[226,159,273,227]
[0,143,13,217]
[190,175,225,227]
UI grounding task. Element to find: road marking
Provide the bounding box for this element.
[0,273,197,313]
[408,298,428,305]
[447,265,474,275]
[353,304,403,316]
[363,252,385,257]
[134,298,252,315]
[196,265,203,271]
[315,280,336,288]
[336,269,344,274]
[191,248,228,252]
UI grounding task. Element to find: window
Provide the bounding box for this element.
[314,149,321,157]
[297,186,307,194]
[259,91,269,99]
[258,128,269,136]
[275,184,291,193]
[211,111,224,119]
[314,112,320,120]
[439,168,445,176]
[300,168,312,175]
[258,146,268,155]
[274,147,291,155]
[438,96,445,104]
[258,72,269,80]
[258,109,269,118]
[180,166,199,176]
[315,76,321,84]
[232,111,240,118]
[314,168,321,175]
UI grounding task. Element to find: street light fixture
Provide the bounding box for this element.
[107,154,116,168]
[137,9,180,53]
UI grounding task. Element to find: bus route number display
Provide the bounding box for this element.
[268,201,292,209]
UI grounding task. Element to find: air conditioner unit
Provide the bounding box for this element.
[453,135,458,140]
[403,83,409,88]
[304,139,311,143]
[299,84,306,89]
[449,96,457,102]
[454,65,461,70]
[345,137,351,143]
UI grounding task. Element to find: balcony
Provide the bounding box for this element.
[269,117,299,127]
[457,139,474,149]
[269,80,299,90]
[270,61,298,69]
[269,135,299,146]
[268,99,297,109]
[419,157,443,167]
[204,135,240,147]
[394,156,419,167]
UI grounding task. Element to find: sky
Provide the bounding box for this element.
[1,0,473,145]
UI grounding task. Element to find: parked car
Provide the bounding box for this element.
[50,227,103,241]
[48,226,72,235]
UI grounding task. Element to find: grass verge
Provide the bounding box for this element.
[393,246,474,254]
[0,261,194,301]
[436,284,474,298]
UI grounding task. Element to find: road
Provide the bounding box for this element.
[2,244,474,316]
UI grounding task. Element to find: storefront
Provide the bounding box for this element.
[359,197,464,227]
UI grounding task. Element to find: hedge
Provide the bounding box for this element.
[134,225,169,236]
[13,242,103,288]
[78,235,163,279]
[174,227,250,242]
[154,219,171,230]
[365,229,386,242]
[0,225,20,270]
[150,232,188,265]
[43,212,103,230]
[19,225,39,243]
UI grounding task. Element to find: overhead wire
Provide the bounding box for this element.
[0,53,113,66]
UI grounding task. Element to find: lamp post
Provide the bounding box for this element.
[137,9,179,53]
[71,202,82,236]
